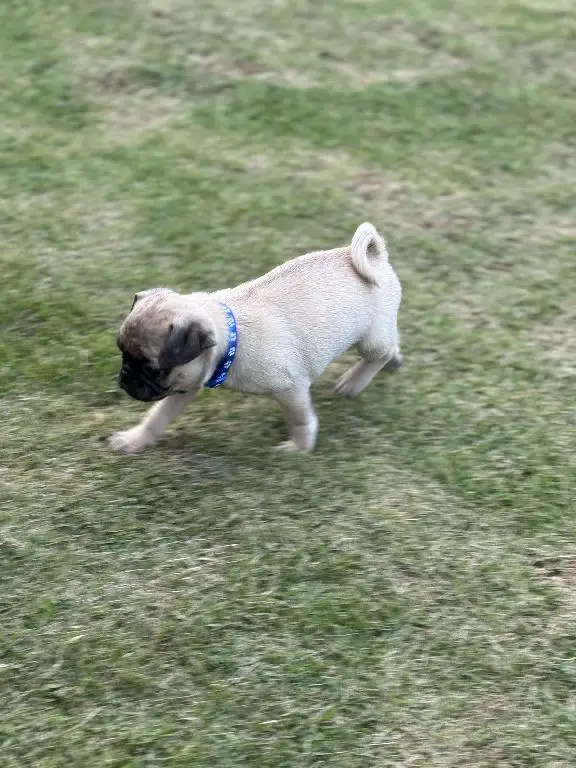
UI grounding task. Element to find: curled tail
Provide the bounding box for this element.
[350,222,388,285]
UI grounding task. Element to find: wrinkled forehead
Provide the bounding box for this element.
[118,314,170,362]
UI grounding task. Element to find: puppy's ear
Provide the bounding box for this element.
[130,289,153,311]
[159,316,216,369]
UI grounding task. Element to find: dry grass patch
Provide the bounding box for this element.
[327,55,469,87]
[99,91,185,143]
[189,51,468,90]
[538,557,576,594]
[143,0,492,90]
[530,311,576,375]
[57,30,188,141]
[188,53,315,89]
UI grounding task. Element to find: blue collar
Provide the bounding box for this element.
[204,303,238,389]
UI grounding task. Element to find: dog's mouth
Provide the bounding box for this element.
[116,351,187,402]
[135,389,169,402]
[119,378,169,402]
[118,365,170,403]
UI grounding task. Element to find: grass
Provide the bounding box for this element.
[1,0,575,765]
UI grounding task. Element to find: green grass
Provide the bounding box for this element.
[1,0,575,765]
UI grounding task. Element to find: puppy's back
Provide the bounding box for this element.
[221,224,400,383]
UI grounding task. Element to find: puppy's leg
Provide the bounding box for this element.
[108,390,198,454]
[335,320,402,398]
[274,387,318,453]
[335,359,387,398]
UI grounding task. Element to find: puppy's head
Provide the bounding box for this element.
[116,288,217,402]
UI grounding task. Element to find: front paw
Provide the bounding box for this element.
[107,427,156,454]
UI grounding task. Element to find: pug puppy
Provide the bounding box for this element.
[108,222,402,454]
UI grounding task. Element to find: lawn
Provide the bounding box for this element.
[1,0,575,765]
